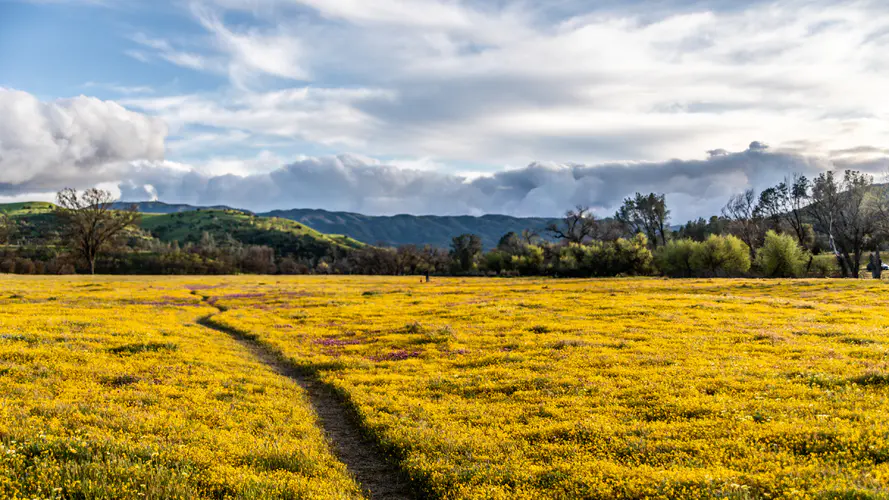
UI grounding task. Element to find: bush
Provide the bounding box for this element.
[512,245,544,275]
[690,234,751,277]
[655,239,701,277]
[556,234,653,277]
[808,253,839,278]
[756,231,808,278]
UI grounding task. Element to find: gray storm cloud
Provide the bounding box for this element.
[0,88,167,193]
[118,144,848,223]
[2,90,882,223]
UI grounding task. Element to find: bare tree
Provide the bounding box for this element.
[520,229,541,246]
[808,170,878,278]
[614,193,670,247]
[55,188,141,274]
[722,189,762,258]
[547,206,598,244]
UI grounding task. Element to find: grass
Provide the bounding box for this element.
[0,201,56,216]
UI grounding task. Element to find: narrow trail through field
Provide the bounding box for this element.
[194,298,417,500]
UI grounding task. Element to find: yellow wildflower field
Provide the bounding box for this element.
[3,275,889,499]
[0,276,361,499]
[207,277,889,499]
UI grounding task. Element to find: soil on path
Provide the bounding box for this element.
[197,307,418,500]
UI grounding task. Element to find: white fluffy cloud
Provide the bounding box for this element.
[1,87,884,222]
[0,88,167,193]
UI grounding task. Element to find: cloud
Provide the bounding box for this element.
[82,82,156,95]
[0,88,167,193]
[11,0,889,223]
[131,33,216,71]
[122,87,394,147]
[114,0,889,167]
[115,144,883,223]
[192,6,309,87]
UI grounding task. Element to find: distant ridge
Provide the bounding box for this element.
[112,201,253,215]
[262,208,559,249]
[108,201,558,249]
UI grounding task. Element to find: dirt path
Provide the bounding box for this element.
[196,312,418,500]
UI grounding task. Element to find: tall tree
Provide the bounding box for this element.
[787,174,812,247]
[615,193,670,247]
[547,206,598,244]
[677,215,727,242]
[55,188,141,274]
[450,234,483,273]
[807,170,877,278]
[755,184,788,231]
[755,175,811,247]
[722,189,762,258]
[497,232,525,255]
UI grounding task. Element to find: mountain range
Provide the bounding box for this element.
[114,202,559,249]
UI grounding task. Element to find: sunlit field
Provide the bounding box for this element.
[3,276,889,499]
[0,278,361,499]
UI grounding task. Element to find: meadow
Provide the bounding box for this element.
[2,276,889,499]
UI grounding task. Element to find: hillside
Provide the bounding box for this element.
[0,202,63,245]
[140,210,365,257]
[262,208,559,249]
[109,202,561,249]
[1,202,364,261]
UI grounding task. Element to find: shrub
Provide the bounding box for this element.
[690,234,751,277]
[808,254,839,278]
[655,239,701,277]
[511,245,544,275]
[756,231,808,278]
[483,250,510,274]
[555,234,653,277]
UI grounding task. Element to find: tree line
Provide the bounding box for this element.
[1,172,887,278]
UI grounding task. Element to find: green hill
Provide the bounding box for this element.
[140,209,365,256]
[0,202,63,245]
[1,203,364,260]
[0,201,55,215]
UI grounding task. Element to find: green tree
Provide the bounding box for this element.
[808,170,878,278]
[756,175,813,249]
[677,216,727,242]
[497,232,525,255]
[450,234,483,273]
[615,193,670,247]
[0,211,15,245]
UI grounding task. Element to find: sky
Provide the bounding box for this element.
[1,0,888,222]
